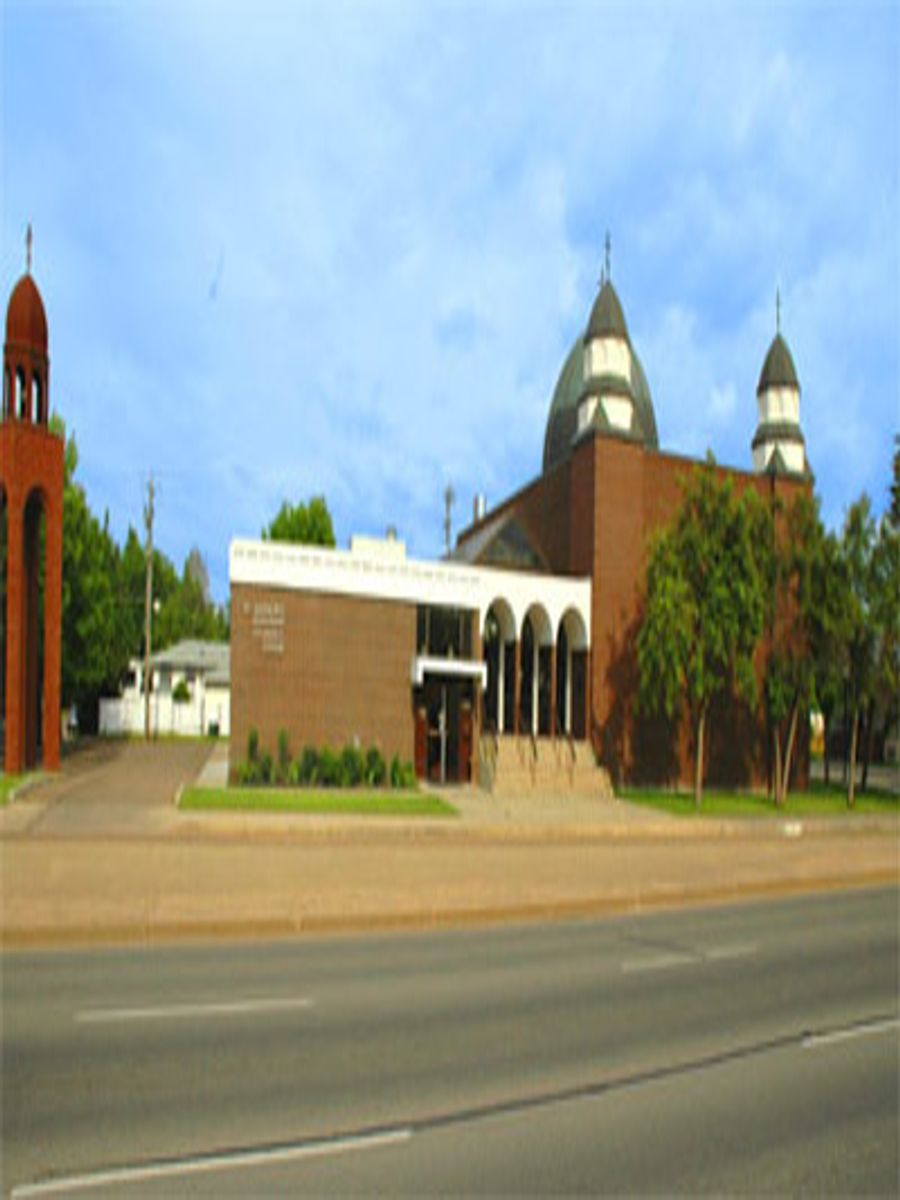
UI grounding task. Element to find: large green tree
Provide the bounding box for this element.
[263,496,335,546]
[56,423,132,731]
[637,462,766,806]
[51,418,228,731]
[809,527,851,788]
[841,496,878,808]
[761,491,826,807]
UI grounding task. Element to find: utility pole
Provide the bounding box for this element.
[143,475,154,741]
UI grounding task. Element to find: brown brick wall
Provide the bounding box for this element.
[230,584,416,776]
[0,420,64,772]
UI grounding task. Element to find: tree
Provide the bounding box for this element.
[841,496,877,808]
[55,422,132,731]
[154,550,228,648]
[809,528,851,788]
[637,462,766,806]
[263,496,335,546]
[49,416,228,732]
[185,546,211,604]
[864,501,899,789]
[761,492,825,807]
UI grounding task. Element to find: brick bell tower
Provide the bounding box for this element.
[0,227,64,772]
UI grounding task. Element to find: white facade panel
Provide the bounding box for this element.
[230,538,592,646]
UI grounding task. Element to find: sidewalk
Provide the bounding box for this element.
[1,741,897,949]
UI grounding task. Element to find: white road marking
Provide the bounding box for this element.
[803,1016,900,1050]
[704,943,758,962]
[11,1129,413,1197]
[75,997,313,1024]
[622,952,696,973]
[622,944,758,973]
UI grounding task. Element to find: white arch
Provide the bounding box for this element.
[521,601,553,647]
[483,596,516,643]
[559,606,589,651]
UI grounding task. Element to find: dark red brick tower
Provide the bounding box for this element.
[1,228,64,771]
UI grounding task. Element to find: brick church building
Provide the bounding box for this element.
[230,261,808,791]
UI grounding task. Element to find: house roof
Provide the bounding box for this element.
[151,639,229,680]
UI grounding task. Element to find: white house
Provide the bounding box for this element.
[99,639,230,738]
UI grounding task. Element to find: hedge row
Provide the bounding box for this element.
[235,728,417,789]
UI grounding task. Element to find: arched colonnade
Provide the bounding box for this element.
[482,595,589,740]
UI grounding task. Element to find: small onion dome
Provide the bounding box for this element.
[757,332,800,395]
[583,279,629,344]
[5,273,48,353]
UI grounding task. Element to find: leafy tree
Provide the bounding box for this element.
[841,496,877,808]
[864,500,899,789]
[185,546,210,604]
[154,550,228,649]
[761,492,825,807]
[47,416,227,732]
[56,422,132,731]
[637,462,766,807]
[263,496,335,546]
[809,528,851,788]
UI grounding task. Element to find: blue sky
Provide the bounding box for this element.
[3,0,897,603]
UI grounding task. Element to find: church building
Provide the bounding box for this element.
[230,256,809,791]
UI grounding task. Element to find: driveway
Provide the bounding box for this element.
[4,739,213,838]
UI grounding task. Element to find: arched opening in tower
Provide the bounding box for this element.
[22,487,46,768]
[0,486,6,759]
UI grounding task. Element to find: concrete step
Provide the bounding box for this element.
[480,735,613,799]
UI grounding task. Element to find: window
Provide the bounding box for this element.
[416,606,474,658]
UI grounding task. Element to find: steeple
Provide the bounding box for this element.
[752,290,807,477]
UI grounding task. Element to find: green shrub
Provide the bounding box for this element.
[247,727,260,764]
[276,729,291,783]
[297,745,319,785]
[365,746,387,786]
[172,679,191,704]
[387,755,416,789]
[234,761,254,785]
[340,744,366,787]
[258,751,274,785]
[317,746,341,787]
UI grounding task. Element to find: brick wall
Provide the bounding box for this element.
[230,583,416,776]
[477,433,810,792]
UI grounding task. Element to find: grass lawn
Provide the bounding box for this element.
[0,774,24,805]
[621,780,899,818]
[0,773,43,805]
[179,785,457,818]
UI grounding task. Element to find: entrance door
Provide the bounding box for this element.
[420,678,472,783]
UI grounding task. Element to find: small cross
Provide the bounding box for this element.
[604,231,612,283]
[26,223,33,274]
[776,287,781,335]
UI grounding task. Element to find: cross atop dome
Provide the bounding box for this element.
[26,223,33,275]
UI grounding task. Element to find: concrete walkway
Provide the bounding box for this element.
[1,740,897,949]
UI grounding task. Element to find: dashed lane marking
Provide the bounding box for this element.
[75,997,313,1024]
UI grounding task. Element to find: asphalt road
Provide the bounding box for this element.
[3,887,898,1196]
